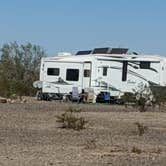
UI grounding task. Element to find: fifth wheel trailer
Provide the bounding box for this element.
[33,47,166,101]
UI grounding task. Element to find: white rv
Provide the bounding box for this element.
[34,48,166,101]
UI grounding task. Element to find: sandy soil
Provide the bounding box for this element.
[0,100,166,166]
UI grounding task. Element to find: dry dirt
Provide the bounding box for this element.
[0,99,166,166]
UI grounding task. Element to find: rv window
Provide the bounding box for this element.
[122,61,128,81]
[66,69,79,81]
[84,70,90,77]
[103,67,107,76]
[140,62,151,69]
[47,68,60,76]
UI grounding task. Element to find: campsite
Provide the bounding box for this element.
[0,42,166,166]
[0,1,166,165]
[0,99,166,166]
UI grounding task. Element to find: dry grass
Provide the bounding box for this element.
[0,100,166,165]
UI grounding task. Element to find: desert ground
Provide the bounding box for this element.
[0,99,166,166]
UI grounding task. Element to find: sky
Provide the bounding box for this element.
[0,0,166,56]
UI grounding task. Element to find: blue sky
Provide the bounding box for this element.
[0,0,166,55]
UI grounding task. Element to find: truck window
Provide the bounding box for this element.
[66,69,79,81]
[47,68,60,76]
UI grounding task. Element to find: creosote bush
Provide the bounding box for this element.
[134,122,148,136]
[56,107,87,130]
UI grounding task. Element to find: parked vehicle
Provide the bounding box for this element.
[33,47,166,102]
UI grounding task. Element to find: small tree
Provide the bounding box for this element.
[0,42,46,98]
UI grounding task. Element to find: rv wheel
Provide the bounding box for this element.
[65,95,71,102]
[36,91,43,100]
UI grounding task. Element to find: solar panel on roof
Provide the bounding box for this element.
[76,47,129,55]
[109,48,128,54]
[76,50,92,55]
[92,47,110,54]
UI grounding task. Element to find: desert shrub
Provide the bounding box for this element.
[122,84,166,111]
[84,139,97,149]
[134,122,148,136]
[131,146,142,154]
[133,83,154,112]
[121,92,136,107]
[150,85,166,110]
[136,96,147,112]
[56,107,87,130]
[121,92,136,103]
[121,83,154,111]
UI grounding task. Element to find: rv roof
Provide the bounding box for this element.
[43,53,165,64]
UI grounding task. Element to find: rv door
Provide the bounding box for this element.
[83,62,91,89]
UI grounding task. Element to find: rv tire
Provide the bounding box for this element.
[36,91,43,100]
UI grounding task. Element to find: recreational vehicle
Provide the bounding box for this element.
[33,48,166,101]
